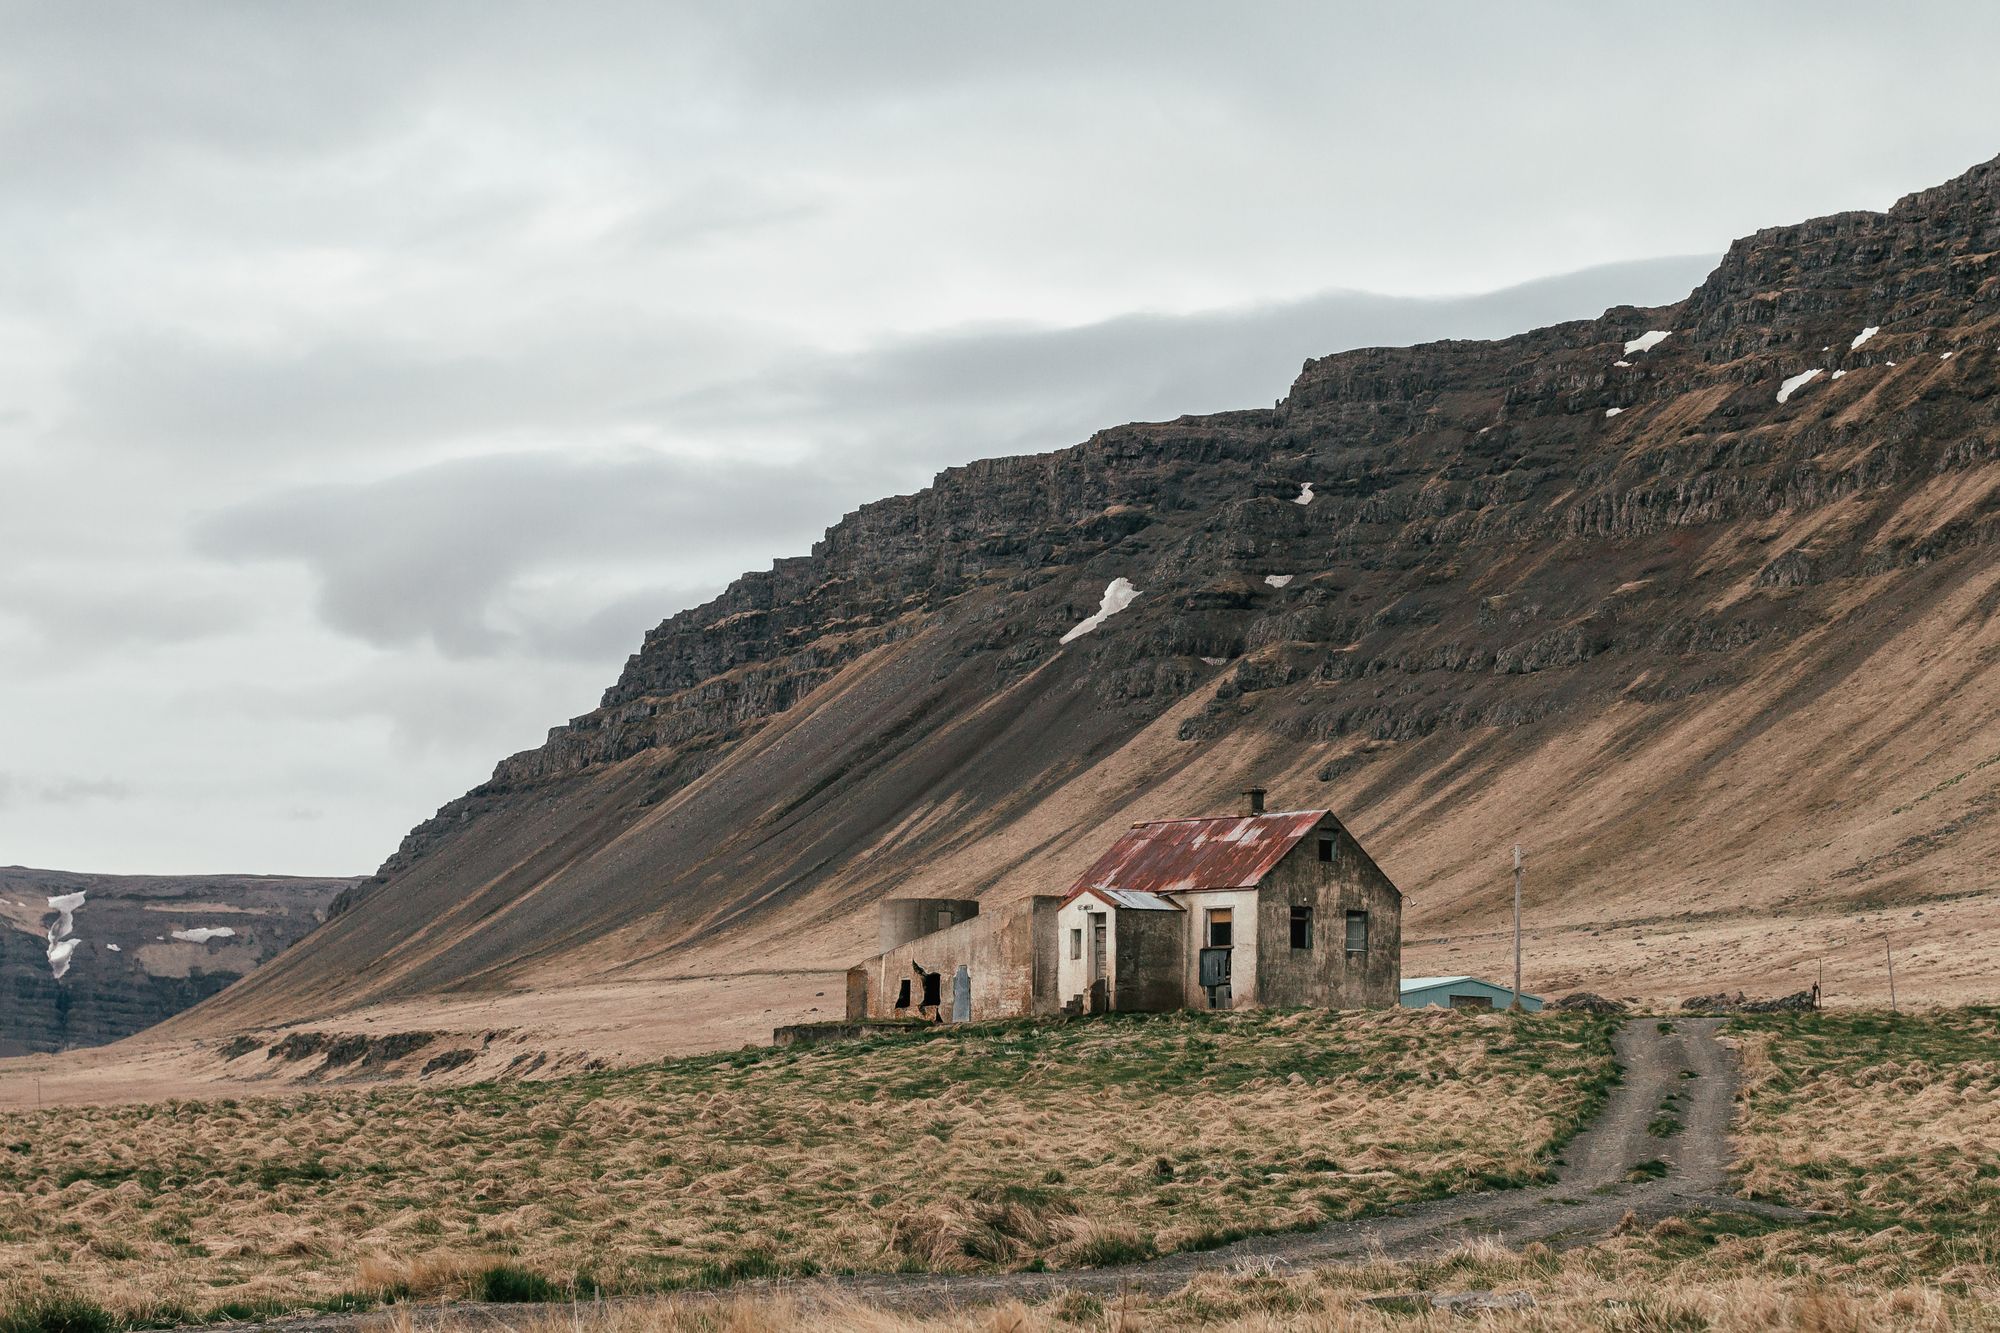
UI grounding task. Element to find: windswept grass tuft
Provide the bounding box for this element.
[0,1294,116,1333]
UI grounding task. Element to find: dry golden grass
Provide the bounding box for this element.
[1725,1007,2000,1287]
[379,1231,2000,1331]
[0,1008,1615,1326]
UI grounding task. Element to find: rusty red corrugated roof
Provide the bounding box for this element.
[1061,809,1329,902]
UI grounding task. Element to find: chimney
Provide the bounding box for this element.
[1242,787,1267,816]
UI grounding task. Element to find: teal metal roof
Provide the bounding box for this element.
[1400,975,1543,1009]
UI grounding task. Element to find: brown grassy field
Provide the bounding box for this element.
[351,1009,2000,1332]
[0,1008,1615,1328]
[343,1232,2000,1331]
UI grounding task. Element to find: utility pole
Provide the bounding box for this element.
[1885,936,1898,1013]
[1511,844,1524,1012]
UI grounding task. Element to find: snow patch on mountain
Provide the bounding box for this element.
[1777,369,1823,404]
[1060,579,1141,645]
[46,937,80,979]
[44,892,86,980]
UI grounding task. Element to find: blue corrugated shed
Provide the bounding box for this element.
[1400,975,1543,1012]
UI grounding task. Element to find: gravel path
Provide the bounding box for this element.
[243,1016,1794,1329]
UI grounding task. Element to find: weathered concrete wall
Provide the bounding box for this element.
[1113,909,1185,1012]
[1253,815,1402,1010]
[1173,888,1260,1008]
[1030,893,1061,1006]
[1055,893,1104,1006]
[878,899,979,954]
[860,896,1060,1020]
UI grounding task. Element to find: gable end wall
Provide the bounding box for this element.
[1253,816,1402,1009]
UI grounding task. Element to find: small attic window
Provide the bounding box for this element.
[1318,834,1336,863]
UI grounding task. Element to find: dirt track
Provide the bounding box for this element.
[238,1016,1800,1330]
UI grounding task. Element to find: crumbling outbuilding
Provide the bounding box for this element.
[846,789,1402,1022]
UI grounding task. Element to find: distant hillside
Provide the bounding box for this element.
[184,152,2000,1036]
[0,867,351,1054]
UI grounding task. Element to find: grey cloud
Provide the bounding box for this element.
[0,774,135,809]
[171,656,616,762]
[194,449,835,659]
[59,324,722,462]
[611,177,826,251]
[662,255,1722,467]
[0,574,255,659]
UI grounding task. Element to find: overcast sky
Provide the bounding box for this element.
[4,3,1998,876]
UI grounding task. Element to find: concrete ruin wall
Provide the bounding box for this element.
[857,896,1061,1021]
[877,898,980,954]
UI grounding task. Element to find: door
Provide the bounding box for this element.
[1198,946,1233,1009]
[1089,917,1108,983]
[1202,908,1234,1009]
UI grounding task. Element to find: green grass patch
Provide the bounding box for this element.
[0,1295,117,1333]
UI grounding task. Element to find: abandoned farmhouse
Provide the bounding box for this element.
[846,790,1402,1023]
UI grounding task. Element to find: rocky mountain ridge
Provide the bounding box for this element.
[0,868,350,1054]
[201,152,2000,1030]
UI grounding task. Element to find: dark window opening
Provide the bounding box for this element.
[894,979,912,1009]
[1069,927,1083,960]
[1345,910,1369,955]
[921,970,942,1008]
[1206,908,1233,948]
[1290,906,1313,950]
[1317,835,1336,863]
